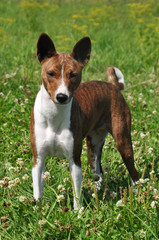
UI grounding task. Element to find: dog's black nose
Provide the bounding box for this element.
[56,93,68,104]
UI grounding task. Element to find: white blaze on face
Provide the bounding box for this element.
[55,63,70,98]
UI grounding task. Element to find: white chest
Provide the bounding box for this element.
[34,85,74,160]
[36,125,73,159]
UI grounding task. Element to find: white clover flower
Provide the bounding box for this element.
[33,205,39,211]
[92,193,96,198]
[8,184,15,189]
[16,158,24,166]
[9,166,15,171]
[8,180,15,185]
[116,199,124,207]
[144,178,149,183]
[150,201,157,209]
[148,147,153,154]
[19,196,26,202]
[0,180,5,187]
[149,89,154,93]
[152,110,156,115]
[140,132,146,139]
[3,177,10,181]
[150,170,155,177]
[22,174,29,181]
[25,98,29,104]
[19,85,24,89]
[139,178,145,184]
[14,178,20,184]
[153,188,158,194]
[57,194,65,202]
[43,171,50,181]
[38,219,47,226]
[154,195,159,200]
[138,97,142,102]
[133,141,140,146]
[136,178,145,185]
[57,184,65,192]
[142,100,146,106]
[127,95,133,101]
[139,229,146,238]
[110,191,117,199]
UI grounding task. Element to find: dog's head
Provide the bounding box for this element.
[37,33,91,104]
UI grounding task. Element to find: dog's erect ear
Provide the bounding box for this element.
[71,37,91,66]
[37,33,57,62]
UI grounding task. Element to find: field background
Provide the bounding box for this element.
[0,0,159,239]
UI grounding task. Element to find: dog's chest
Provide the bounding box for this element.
[44,126,73,158]
[34,87,74,159]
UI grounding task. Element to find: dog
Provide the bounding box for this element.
[30,33,139,209]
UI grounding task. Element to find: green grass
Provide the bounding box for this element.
[0,0,159,239]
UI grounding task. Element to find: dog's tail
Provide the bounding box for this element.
[105,66,125,91]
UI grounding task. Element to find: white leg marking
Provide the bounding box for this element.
[32,159,45,200]
[130,177,138,193]
[130,177,135,187]
[93,151,103,191]
[70,163,82,210]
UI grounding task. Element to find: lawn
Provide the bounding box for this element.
[0,0,158,239]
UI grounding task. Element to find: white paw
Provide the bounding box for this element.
[94,174,103,191]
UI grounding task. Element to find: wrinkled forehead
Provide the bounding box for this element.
[42,53,81,72]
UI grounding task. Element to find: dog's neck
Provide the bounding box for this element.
[39,83,72,130]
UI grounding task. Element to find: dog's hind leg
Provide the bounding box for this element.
[86,130,107,190]
[111,114,139,182]
[115,137,139,182]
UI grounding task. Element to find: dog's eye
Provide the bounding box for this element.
[70,72,77,79]
[47,72,55,78]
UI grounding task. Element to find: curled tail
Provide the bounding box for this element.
[105,66,125,91]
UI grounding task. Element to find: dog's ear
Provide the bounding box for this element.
[71,37,91,67]
[37,33,57,63]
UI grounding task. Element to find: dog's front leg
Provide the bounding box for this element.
[32,157,45,200]
[69,161,83,210]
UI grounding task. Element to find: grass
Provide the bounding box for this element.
[0,0,159,239]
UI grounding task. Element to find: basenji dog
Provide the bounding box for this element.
[30,33,139,209]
